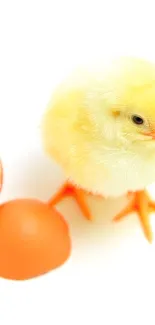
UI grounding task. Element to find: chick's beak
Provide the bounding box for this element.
[151,132,155,139]
[150,132,155,139]
[142,131,155,139]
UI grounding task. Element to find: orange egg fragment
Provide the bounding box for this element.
[0,199,71,280]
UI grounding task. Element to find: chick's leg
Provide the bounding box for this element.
[114,190,155,243]
[49,182,92,220]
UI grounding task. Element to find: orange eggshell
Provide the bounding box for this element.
[0,199,71,280]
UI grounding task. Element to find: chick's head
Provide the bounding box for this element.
[87,57,155,147]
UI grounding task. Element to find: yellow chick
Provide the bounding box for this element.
[41,56,155,242]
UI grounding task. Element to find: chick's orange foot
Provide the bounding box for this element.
[49,182,92,220]
[114,190,155,243]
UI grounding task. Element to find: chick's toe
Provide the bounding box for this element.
[114,191,155,243]
[49,182,92,220]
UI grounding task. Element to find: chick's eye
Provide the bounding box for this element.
[131,115,144,125]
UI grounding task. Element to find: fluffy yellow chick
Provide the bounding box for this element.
[41,56,155,242]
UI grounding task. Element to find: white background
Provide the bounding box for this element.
[1,1,155,324]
